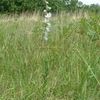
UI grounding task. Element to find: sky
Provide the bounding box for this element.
[78,0,100,5]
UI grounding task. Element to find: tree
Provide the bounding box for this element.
[65,0,78,12]
[0,0,66,13]
[89,4,100,14]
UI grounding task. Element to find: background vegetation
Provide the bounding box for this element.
[0,0,100,13]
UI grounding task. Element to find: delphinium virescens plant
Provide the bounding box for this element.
[43,0,52,41]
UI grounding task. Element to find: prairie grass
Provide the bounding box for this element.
[0,13,100,100]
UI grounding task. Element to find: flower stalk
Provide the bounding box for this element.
[44,0,52,41]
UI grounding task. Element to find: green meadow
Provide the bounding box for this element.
[0,13,100,100]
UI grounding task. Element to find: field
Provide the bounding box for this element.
[0,13,100,100]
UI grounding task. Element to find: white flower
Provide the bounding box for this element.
[43,0,52,41]
[47,6,51,10]
[44,18,49,23]
[45,12,52,18]
[47,22,51,27]
[46,27,50,32]
[44,36,48,41]
[45,1,49,4]
[44,31,48,41]
[43,9,47,13]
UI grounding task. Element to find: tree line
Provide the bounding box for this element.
[0,0,100,13]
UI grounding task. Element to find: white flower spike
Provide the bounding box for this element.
[44,0,52,41]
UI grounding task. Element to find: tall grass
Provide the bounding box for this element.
[0,13,100,100]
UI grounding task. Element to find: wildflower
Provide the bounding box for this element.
[46,27,50,32]
[43,9,47,13]
[45,12,52,18]
[47,22,51,27]
[43,0,52,41]
[45,0,49,4]
[44,31,48,41]
[47,6,51,10]
[44,18,49,23]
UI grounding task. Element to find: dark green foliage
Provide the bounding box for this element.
[83,4,100,14]
[0,0,66,13]
[89,4,100,13]
[0,0,100,13]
